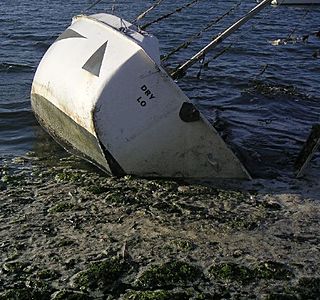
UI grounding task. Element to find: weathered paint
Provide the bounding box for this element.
[31,93,111,172]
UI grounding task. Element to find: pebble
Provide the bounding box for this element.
[178,186,190,193]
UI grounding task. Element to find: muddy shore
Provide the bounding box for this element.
[1,151,319,300]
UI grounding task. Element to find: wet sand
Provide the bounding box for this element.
[1,152,319,299]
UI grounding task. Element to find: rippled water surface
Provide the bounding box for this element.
[1,0,319,178]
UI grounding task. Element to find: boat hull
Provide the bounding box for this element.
[31,13,250,180]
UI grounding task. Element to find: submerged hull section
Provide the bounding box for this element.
[31,13,250,179]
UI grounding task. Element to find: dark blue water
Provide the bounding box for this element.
[1,0,319,178]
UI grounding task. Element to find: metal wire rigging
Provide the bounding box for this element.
[133,0,165,23]
[82,0,105,13]
[140,0,202,30]
[161,1,242,63]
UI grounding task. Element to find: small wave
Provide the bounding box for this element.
[0,62,35,73]
[6,33,55,42]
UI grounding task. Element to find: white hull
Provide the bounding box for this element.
[31,14,250,180]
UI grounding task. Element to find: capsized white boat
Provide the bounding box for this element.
[31,13,251,180]
[271,0,320,4]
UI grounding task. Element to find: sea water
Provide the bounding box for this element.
[1,0,319,179]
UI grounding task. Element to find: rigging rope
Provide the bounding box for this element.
[269,6,314,46]
[82,0,105,13]
[170,0,273,80]
[196,8,273,80]
[272,0,317,44]
[161,1,241,63]
[288,10,309,39]
[133,0,165,23]
[140,0,201,30]
[197,43,234,79]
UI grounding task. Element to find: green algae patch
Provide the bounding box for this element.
[123,290,190,300]
[87,184,109,195]
[265,293,298,300]
[172,239,197,252]
[51,289,92,300]
[136,261,202,288]
[0,287,51,300]
[1,172,25,187]
[48,202,77,213]
[264,277,320,299]
[103,191,127,204]
[56,237,77,247]
[124,288,230,300]
[2,261,29,275]
[208,262,255,284]
[227,215,261,230]
[209,261,294,284]
[292,277,320,298]
[70,256,129,291]
[255,261,294,280]
[217,190,249,203]
[54,170,84,183]
[35,268,60,280]
[2,152,320,299]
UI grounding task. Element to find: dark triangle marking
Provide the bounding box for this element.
[55,29,86,42]
[82,41,108,77]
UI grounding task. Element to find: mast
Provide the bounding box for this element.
[170,0,273,79]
